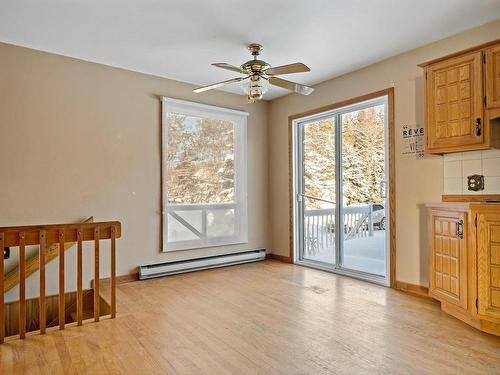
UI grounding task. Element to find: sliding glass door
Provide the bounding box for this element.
[297,115,337,265]
[294,96,389,285]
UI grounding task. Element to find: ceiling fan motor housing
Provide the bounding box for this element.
[241,59,270,75]
[243,44,270,75]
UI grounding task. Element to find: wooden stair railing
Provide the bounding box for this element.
[0,221,121,343]
[3,217,94,294]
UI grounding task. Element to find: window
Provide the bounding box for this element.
[162,97,248,251]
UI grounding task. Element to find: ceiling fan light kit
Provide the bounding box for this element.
[193,43,314,102]
[241,75,270,102]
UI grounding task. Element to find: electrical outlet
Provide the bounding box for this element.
[467,174,484,191]
[3,247,10,259]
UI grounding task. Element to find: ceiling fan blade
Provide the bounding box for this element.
[268,77,314,95]
[212,63,247,74]
[193,77,247,93]
[265,63,310,76]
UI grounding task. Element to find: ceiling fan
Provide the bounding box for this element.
[193,43,314,102]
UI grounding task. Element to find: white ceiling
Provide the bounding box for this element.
[1,1,499,99]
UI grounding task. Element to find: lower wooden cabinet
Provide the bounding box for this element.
[429,210,467,309]
[427,203,500,336]
[475,208,500,322]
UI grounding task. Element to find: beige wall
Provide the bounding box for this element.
[267,20,500,287]
[0,42,268,300]
[2,19,499,298]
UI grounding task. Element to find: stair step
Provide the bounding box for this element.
[70,310,94,322]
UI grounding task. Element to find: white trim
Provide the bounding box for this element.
[382,96,391,285]
[161,97,249,118]
[295,259,389,287]
[162,97,248,252]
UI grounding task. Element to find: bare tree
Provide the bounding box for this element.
[167,114,235,204]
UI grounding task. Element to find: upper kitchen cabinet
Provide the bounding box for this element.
[485,44,500,109]
[420,40,500,154]
[425,52,483,152]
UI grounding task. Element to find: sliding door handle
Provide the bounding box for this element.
[379,181,387,199]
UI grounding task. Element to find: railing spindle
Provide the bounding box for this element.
[315,215,318,251]
[0,232,4,343]
[58,229,65,330]
[94,227,100,322]
[322,214,325,248]
[19,232,26,339]
[77,228,83,326]
[111,226,116,319]
[39,230,46,334]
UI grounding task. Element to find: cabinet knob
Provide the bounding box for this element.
[475,118,481,137]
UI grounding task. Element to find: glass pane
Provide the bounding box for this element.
[207,208,235,238]
[167,112,235,204]
[303,118,336,201]
[340,104,386,276]
[176,210,203,232]
[301,117,336,265]
[167,212,200,242]
[302,197,335,264]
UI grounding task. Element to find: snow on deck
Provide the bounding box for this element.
[303,230,386,276]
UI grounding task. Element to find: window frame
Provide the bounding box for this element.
[161,97,248,252]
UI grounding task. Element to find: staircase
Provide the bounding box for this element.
[3,289,110,337]
[0,219,121,343]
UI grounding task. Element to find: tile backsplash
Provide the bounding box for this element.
[443,150,500,195]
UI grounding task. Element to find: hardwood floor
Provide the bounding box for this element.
[1,260,499,374]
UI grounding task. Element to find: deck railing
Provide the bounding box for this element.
[304,205,374,254]
[0,221,121,343]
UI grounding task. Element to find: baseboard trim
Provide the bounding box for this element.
[92,272,139,288]
[266,253,293,263]
[395,281,432,299]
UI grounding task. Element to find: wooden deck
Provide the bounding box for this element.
[1,260,499,374]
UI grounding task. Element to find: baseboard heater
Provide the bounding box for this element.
[139,249,266,280]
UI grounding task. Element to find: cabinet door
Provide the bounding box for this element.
[426,52,483,152]
[485,45,500,109]
[477,212,500,321]
[429,210,467,309]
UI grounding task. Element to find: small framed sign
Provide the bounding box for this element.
[401,124,424,158]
